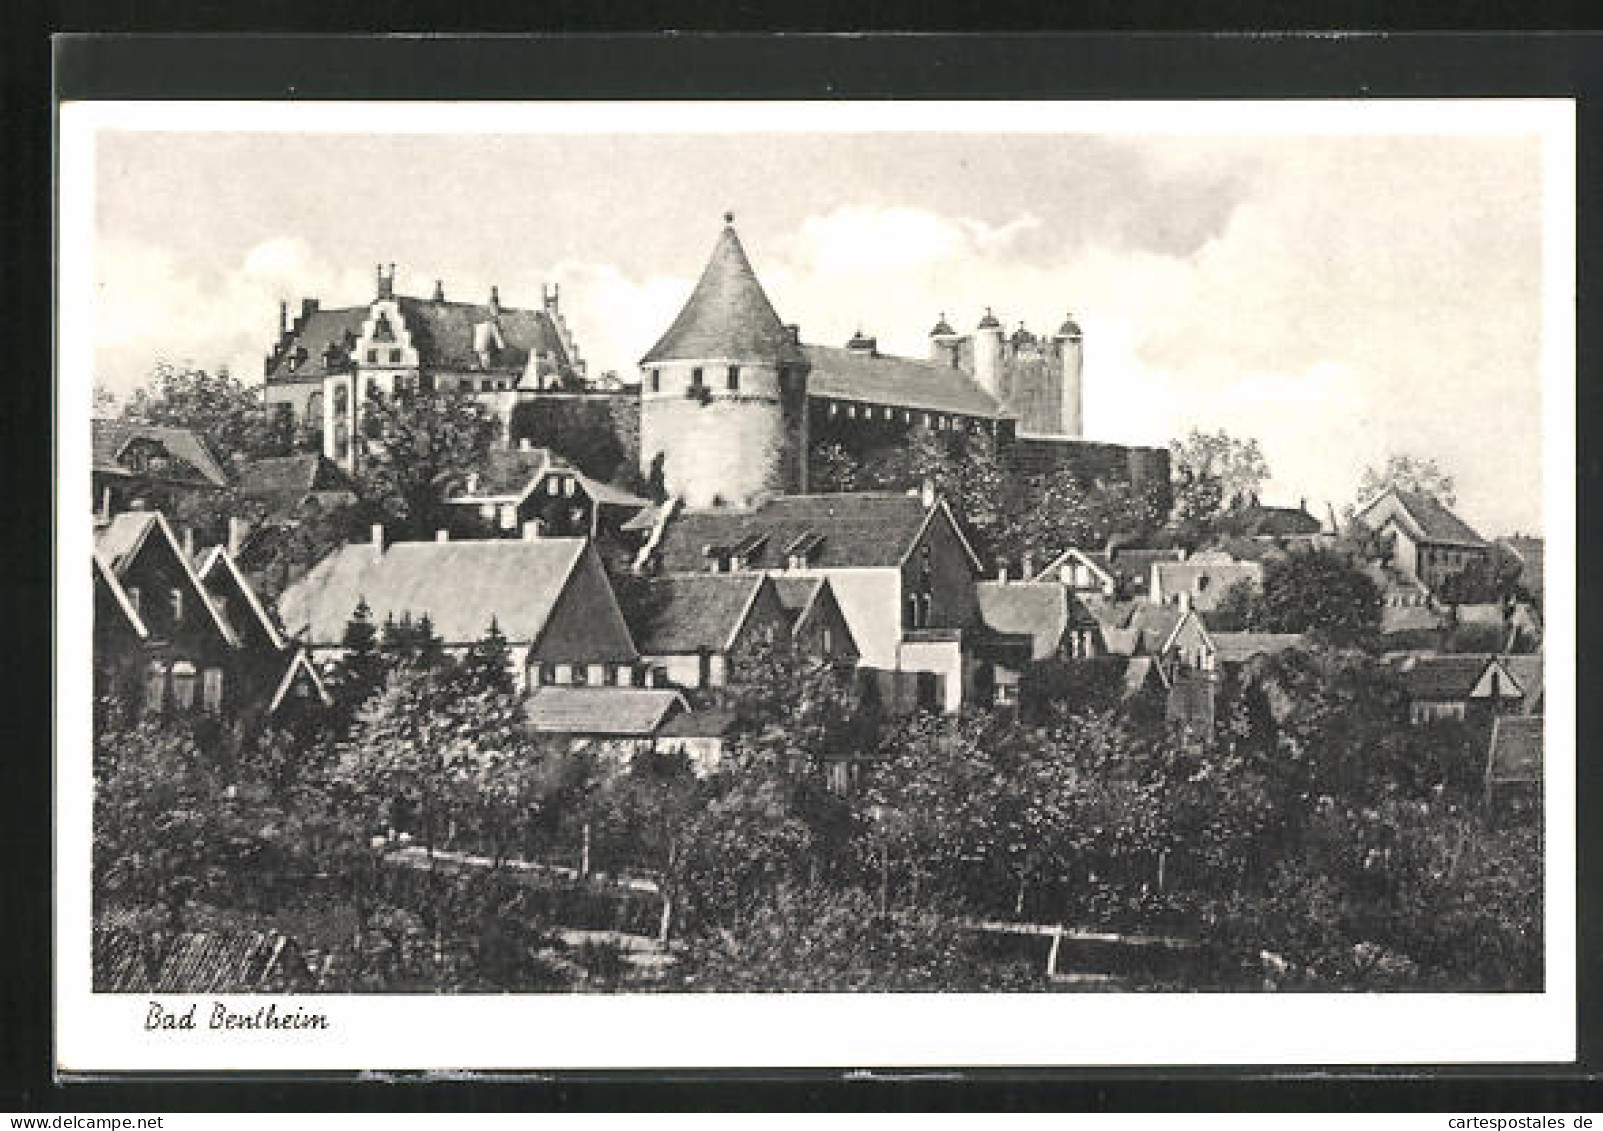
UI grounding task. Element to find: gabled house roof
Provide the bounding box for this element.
[1356,489,1487,547]
[267,649,334,714]
[1210,632,1305,664]
[195,545,287,650]
[636,572,772,655]
[277,536,620,649]
[1231,501,1322,538]
[1498,653,1544,711]
[1035,544,1184,592]
[268,293,571,381]
[93,550,150,639]
[640,222,807,368]
[805,344,1006,420]
[94,510,239,647]
[523,686,688,737]
[1487,715,1542,786]
[1393,653,1514,701]
[655,493,980,574]
[976,581,1069,661]
[236,454,356,511]
[445,447,650,513]
[92,419,231,488]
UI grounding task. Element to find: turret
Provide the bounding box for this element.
[638,214,811,509]
[928,311,960,368]
[1054,310,1084,438]
[972,307,1004,401]
[376,263,394,300]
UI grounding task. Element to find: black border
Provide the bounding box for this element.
[8,31,1600,1111]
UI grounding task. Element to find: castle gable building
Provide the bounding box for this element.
[263,267,590,471]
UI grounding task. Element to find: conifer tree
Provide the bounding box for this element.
[458,618,515,696]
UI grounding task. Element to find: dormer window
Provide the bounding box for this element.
[784,530,824,569]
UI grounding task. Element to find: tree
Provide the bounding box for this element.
[456,618,515,696]
[858,427,1016,564]
[328,598,387,725]
[1355,454,1456,510]
[809,440,864,493]
[1013,471,1164,571]
[1251,547,1382,647]
[124,360,292,466]
[355,387,500,540]
[1168,429,1270,535]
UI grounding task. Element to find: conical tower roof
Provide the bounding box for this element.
[641,219,807,367]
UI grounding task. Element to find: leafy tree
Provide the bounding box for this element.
[1248,547,1382,647]
[1012,471,1164,571]
[1355,453,1457,510]
[356,387,500,540]
[857,427,1016,563]
[1168,429,1270,540]
[810,440,864,493]
[124,360,293,466]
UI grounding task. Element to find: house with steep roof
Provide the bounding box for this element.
[1033,544,1185,600]
[1353,489,1492,595]
[649,489,987,713]
[1152,608,1303,685]
[632,572,792,691]
[441,440,650,541]
[92,418,231,520]
[235,452,358,517]
[276,530,639,692]
[1498,535,1544,604]
[93,509,325,718]
[1392,653,1526,724]
[1150,551,1264,613]
[769,576,859,665]
[1227,498,1324,540]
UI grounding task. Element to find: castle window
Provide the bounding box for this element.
[366,350,377,364]
[727,365,740,391]
[690,367,704,389]
[649,369,660,393]
[481,379,493,392]
[389,349,402,364]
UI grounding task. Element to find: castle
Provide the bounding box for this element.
[260,217,1168,507]
[636,215,1167,510]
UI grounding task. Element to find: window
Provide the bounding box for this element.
[547,477,562,497]
[171,661,197,710]
[127,586,141,614]
[726,365,740,391]
[690,367,704,389]
[648,369,660,393]
[499,504,518,531]
[572,664,589,687]
[169,587,184,623]
[563,478,577,498]
[202,668,224,713]
[366,349,377,364]
[389,349,402,364]
[144,662,167,713]
[821,627,833,653]
[481,379,493,392]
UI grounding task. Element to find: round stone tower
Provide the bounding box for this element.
[1054,310,1084,439]
[638,216,811,510]
[971,307,1004,402]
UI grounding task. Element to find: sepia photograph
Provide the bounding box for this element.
[54,96,1575,1070]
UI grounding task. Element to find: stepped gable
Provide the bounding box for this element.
[641,222,807,367]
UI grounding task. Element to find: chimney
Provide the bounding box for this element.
[522,519,543,541]
[489,285,501,315]
[371,523,386,555]
[301,297,319,321]
[227,516,247,558]
[279,299,289,335]
[1022,551,1035,579]
[436,529,449,542]
[997,561,1010,584]
[518,437,531,451]
[785,324,801,345]
[919,477,936,509]
[433,279,445,302]
[375,264,391,300]
[543,283,559,311]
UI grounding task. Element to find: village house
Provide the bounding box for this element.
[1033,543,1185,600]
[275,528,639,692]
[1226,496,1325,541]
[93,508,328,718]
[522,685,691,761]
[92,418,231,520]
[234,452,358,518]
[648,489,990,714]
[1392,653,1529,725]
[441,441,650,542]
[1352,488,1492,595]
[1497,534,1545,605]
[1149,550,1264,613]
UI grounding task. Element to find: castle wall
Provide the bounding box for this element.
[507,391,640,481]
[1009,436,1173,511]
[640,361,799,509]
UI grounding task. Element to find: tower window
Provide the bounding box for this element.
[648,369,660,393]
[690,367,704,389]
[727,365,740,391]
[366,350,377,364]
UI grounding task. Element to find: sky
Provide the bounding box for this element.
[90,125,1551,536]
